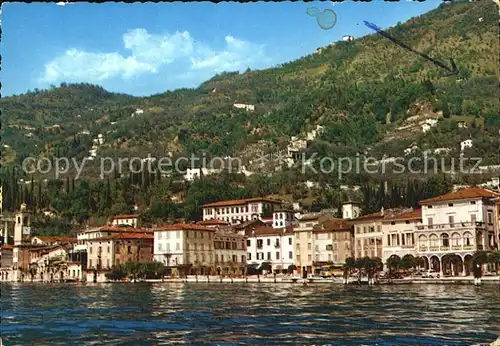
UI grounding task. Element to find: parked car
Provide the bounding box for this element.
[422,270,440,278]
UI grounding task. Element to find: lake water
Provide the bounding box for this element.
[1,283,499,345]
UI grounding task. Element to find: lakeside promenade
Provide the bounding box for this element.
[4,274,498,285]
[145,275,500,285]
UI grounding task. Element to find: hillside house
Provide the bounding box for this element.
[233,104,255,112]
[460,139,473,152]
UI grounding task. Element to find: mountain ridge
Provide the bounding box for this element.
[1,0,499,172]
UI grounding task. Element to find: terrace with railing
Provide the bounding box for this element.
[416,221,486,232]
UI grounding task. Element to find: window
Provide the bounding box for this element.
[387,235,391,246]
[89,259,92,267]
[247,239,251,247]
[288,237,292,245]
[428,205,433,209]
[428,218,433,228]
[176,231,180,239]
[241,255,246,263]
[307,243,312,250]
[289,251,293,259]
[267,239,271,246]
[257,239,263,249]
[296,255,301,262]
[315,233,318,240]
[158,232,162,240]
[449,215,455,228]
[470,201,476,205]
[308,254,312,261]
[89,246,93,254]
[315,245,319,252]
[276,252,280,260]
[488,212,493,225]
[308,232,312,239]
[448,203,454,207]
[471,214,477,224]
[127,246,132,254]
[441,234,449,247]
[248,253,251,261]
[267,252,271,260]
[158,244,162,251]
[176,243,180,250]
[328,254,332,261]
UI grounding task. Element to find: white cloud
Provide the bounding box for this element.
[40,29,269,86]
[190,35,269,73]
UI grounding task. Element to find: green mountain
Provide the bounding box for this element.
[1,0,499,227]
[2,1,499,168]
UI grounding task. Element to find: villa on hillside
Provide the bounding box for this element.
[202,197,282,225]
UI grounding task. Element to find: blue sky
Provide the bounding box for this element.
[2,1,440,97]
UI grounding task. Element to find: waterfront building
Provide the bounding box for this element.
[201,197,282,225]
[153,224,215,270]
[381,209,422,267]
[494,196,500,250]
[415,187,500,276]
[312,219,354,270]
[294,212,335,275]
[352,210,385,259]
[73,225,151,271]
[86,232,154,271]
[245,225,294,273]
[213,229,247,275]
[30,243,73,281]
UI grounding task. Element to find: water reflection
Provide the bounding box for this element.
[1,282,499,345]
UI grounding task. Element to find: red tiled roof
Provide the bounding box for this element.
[420,187,500,204]
[198,219,231,225]
[1,245,13,250]
[248,225,293,236]
[383,209,422,222]
[98,225,151,233]
[32,236,76,243]
[90,232,154,241]
[315,218,352,232]
[152,223,215,232]
[202,197,281,208]
[112,214,139,220]
[353,211,385,222]
[299,212,327,221]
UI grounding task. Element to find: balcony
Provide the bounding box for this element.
[417,221,486,232]
[429,246,439,251]
[419,246,428,251]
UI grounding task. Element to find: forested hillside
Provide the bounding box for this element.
[1,0,499,232]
